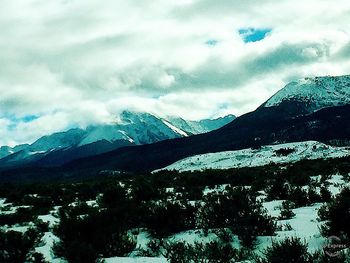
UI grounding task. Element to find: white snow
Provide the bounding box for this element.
[38,214,60,228]
[264,75,350,112]
[257,203,325,253]
[327,174,345,196]
[0,198,6,208]
[169,229,217,245]
[1,225,30,233]
[202,184,230,195]
[162,120,188,137]
[157,141,350,172]
[262,200,285,218]
[128,230,152,256]
[86,200,98,207]
[0,204,32,215]
[79,125,132,146]
[35,232,62,263]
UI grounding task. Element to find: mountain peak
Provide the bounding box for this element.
[0,111,235,166]
[263,74,350,113]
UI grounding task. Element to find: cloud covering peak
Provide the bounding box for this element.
[1,0,350,145]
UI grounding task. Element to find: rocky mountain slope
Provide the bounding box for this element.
[1,74,349,182]
[0,112,234,168]
[263,75,350,114]
[56,74,350,176]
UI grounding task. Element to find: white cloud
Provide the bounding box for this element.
[0,0,350,145]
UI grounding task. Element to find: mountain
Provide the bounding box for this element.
[0,146,12,159]
[262,75,350,114]
[0,112,235,167]
[55,74,350,175]
[59,103,350,175]
[166,115,235,135]
[0,144,29,159]
[0,74,349,182]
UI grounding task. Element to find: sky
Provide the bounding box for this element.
[1,0,350,146]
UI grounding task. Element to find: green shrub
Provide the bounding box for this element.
[260,237,311,263]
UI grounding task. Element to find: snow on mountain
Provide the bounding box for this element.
[79,125,134,146]
[0,144,29,159]
[156,141,350,172]
[76,111,234,146]
[161,120,189,137]
[167,115,235,135]
[0,111,234,162]
[115,111,185,145]
[30,128,86,151]
[264,75,350,112]
[0,146,13,159]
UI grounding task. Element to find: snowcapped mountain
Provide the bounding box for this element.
[53,75,350,176]
[0,111,235,167]
[263,75,350,113]
[156,141,350,172]
[0,144,29,159]
[0,146,12,159]
[166,115,235,135]
[1,74,349,181]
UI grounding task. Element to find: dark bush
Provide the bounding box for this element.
[321,188,350,243]
[260,237,311,263]
[279,200,295,220]
[0,228,40,263]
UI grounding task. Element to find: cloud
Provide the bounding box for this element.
[0,0,350,145]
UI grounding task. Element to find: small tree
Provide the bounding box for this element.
[260,237,311,263]
[279,200,295,220]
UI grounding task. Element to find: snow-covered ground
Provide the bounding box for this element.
[124,174,346,262]
[35,232,63,263]
[0,172,348,262]
[156,141,350,172]
[257,203,325,254]
[34,209,63,262]
[38,214,60,228]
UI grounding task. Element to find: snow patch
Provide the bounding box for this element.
[157,141,350,173]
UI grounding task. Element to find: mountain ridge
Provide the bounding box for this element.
[262,75,350,113]
[1,74,349,182]
[0,112,235,168]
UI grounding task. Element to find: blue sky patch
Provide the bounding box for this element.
[238,28,272,43]
[4,114,40,124]
[21,115,39,123]
[205,39,219,46]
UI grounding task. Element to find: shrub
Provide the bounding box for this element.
[145,201,197,238]
[288,186,309,207]
[279,200,295,220]
[275,147,296,156]
[260,237,311,263]
[0,228,40,263]
[320,186,332,202]
[162,240,237,263]
[54,207,136,262]
[320,188,350,243]
[197,187,276,247]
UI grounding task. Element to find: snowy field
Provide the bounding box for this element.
[1,152,349,262]
[157,141,350,172]
[1,173,348,262]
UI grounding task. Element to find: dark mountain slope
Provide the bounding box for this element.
[62,103,350,174]
[0,103,349,183]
